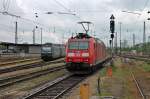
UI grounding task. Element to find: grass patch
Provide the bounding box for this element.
[98,58,137,99]
[141,62,150,72]
[112,65,117,72]
[99,92,112,96]
[99,67,107,77]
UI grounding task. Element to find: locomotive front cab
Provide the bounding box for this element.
[67,41,89,61]
[66,39,93,72]
[41,44,52,61]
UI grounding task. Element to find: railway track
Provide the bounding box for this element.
[0,57,32,62]
[130,70,146,99]
[0,58,40,66]
[19,57,111,99]
[122,55,150,62]
[0,59,64,74]
[0,65,66,89]
[22,74,86,99]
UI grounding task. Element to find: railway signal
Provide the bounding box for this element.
[110,14,115,34]
[111,33,114,39]
[110,14,115,57]
[110,20,115,33]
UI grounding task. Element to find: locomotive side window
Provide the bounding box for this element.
[68,41,88,50]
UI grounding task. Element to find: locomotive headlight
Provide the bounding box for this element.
[68,53,75,57]
[82,53,89,57]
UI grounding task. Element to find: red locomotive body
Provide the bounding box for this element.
[65,33,107,73]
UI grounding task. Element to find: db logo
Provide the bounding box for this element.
[75,51,80,56]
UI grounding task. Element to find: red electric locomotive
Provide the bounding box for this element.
[65,33,108,73]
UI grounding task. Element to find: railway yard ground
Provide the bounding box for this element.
[61,56,150,99]
[0,57,67,99]
[0,56,149,99]
[1,1,150,99]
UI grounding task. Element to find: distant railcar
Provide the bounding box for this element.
[65,33,108,74]
[41,43,65,61]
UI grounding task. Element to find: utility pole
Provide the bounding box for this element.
[143,21,146,55]
[115,32,117,54]
[119,22,122,55]
[15,21,18,44]
[34,12,38,45]
[133,33,135,47]
[143,21,146,43]
[41,28,43,45]
[33,29,35,44]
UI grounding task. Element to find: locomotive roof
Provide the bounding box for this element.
[43,43,64,46]
[68,33,105,45]
[71,33,92,39]
[69,39,90,41]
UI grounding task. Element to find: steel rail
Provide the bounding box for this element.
[22,74,86,99]
[20,57,111,99]
[0,59,64,74]
[0,65,66,88]
[0,58,40,66]
[130,71,146,99]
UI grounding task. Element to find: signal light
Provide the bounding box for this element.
[111,33,114,39]
[110,20,115,33]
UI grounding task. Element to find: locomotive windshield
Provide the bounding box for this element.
[69,41,88,50]
[42,47,51,52]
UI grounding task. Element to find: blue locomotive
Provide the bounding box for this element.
[41,43,65,61]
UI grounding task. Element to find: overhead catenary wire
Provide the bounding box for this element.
[0,0,83,44]
[142,0,149,12]
[0,22,34,32]
[2,0,11,11]
[0,0,52,31]
[121,0,150,20]
[6,0,11,11]
[120,0,150,45]
[53,0,72,12]
[2,0,7,11]
[0,10,51,31]
[53,0,83,20]
[0,13,53,37]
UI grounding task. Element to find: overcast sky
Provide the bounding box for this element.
[0,0,150,46]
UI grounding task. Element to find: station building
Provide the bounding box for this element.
[0,42,42,58]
